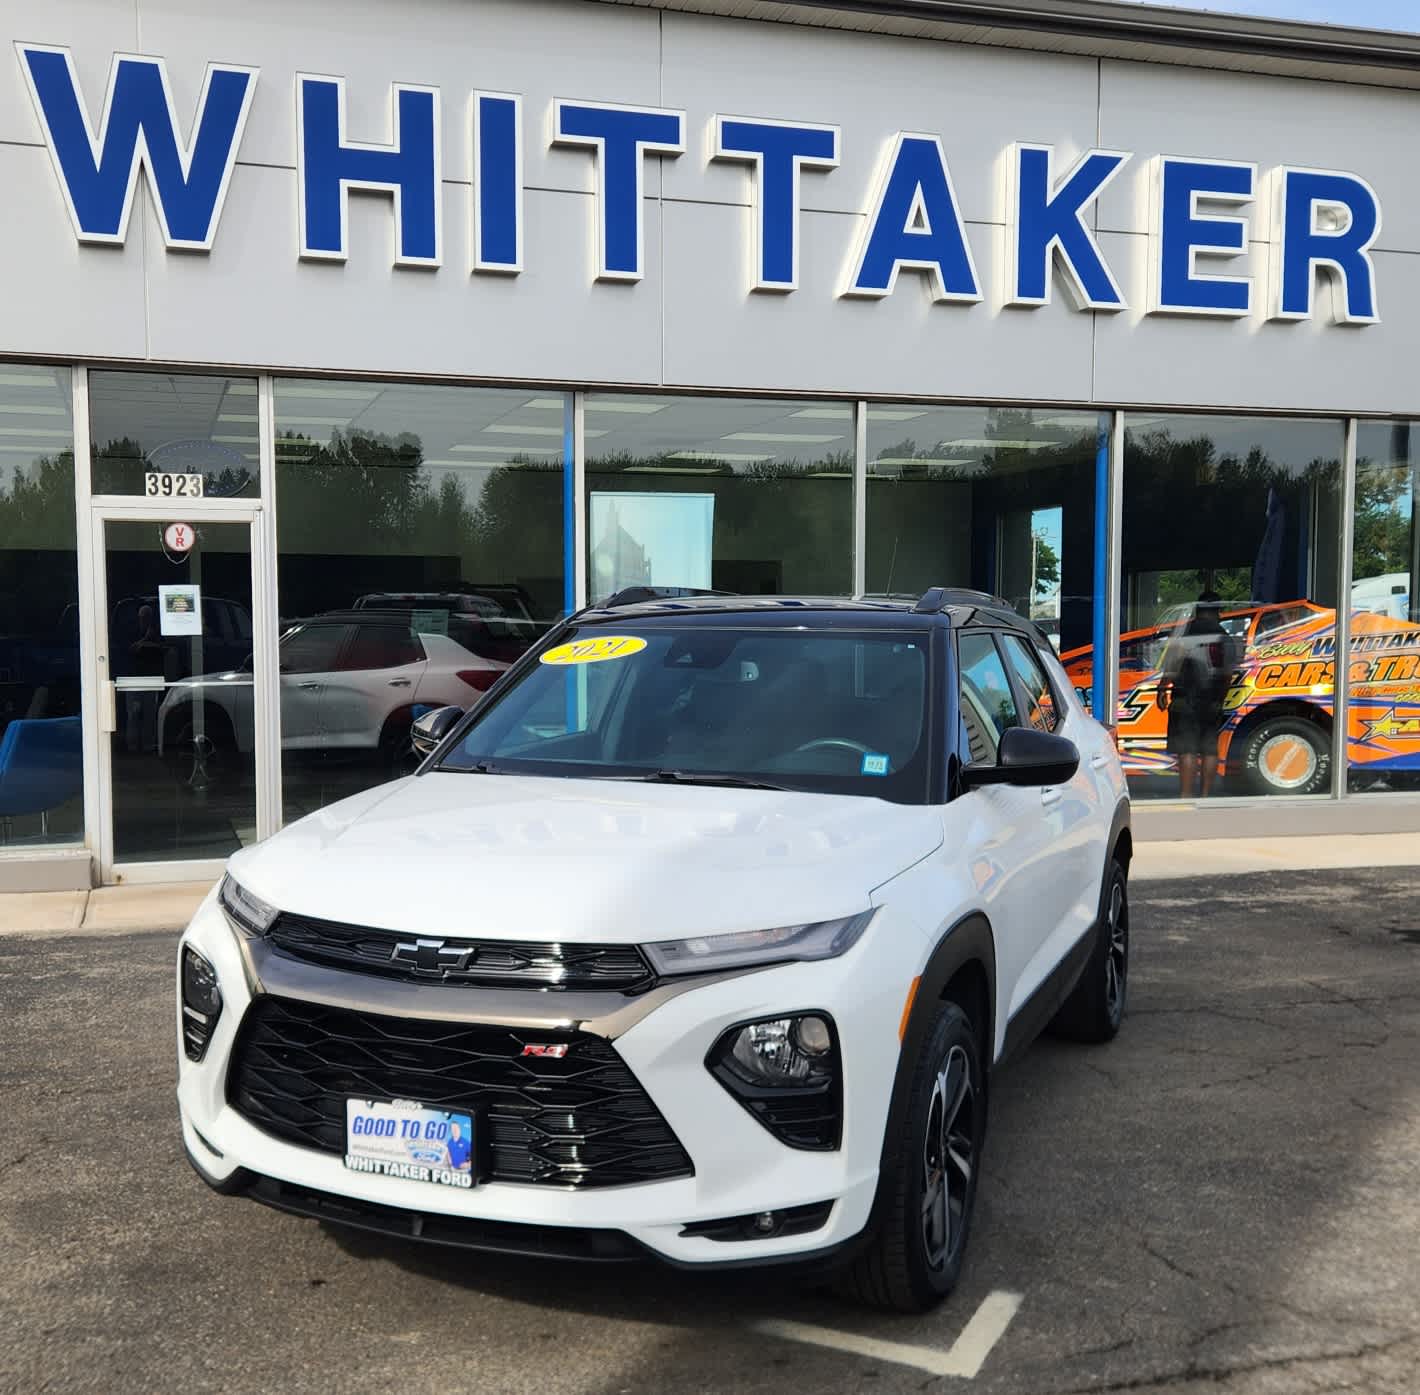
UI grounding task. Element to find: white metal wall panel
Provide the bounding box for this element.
[658,10,1102,224]
[0,144,148,359]
[1095,60,1420,249]
[0,0,136,146]
[1092,231,1420,413]
[0,0,1415,409]
[661,202,1096,399]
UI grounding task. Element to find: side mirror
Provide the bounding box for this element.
[963,725,1080,789]
[411,704,464,758]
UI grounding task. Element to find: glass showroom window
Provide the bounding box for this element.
[89,370,260,497]
[0,365,81,846]
[865,404,1104,654]
[274,380,566,819]
[1116,414,1344,801]
[583,395,853,600]
[1347,421,1420,794]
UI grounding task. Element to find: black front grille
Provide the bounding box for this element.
[227,996,693,1188]
[266,912,655,992]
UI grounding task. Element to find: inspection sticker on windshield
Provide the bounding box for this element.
[344,1099,475,1189]
[861,753,890,776]
[540,635,647,666]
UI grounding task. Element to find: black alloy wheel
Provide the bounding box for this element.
[1051,859,1129,1044]
[1103,873,1128,1032]
[839,1000,985,1312]
[921,1043,977,1274]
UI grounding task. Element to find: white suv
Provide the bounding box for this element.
[177,588,1130,1312]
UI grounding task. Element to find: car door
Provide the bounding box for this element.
[954,630,1060,1036]
[998,631,1104,994]
[320,621,427,749]
[276,622,352,750]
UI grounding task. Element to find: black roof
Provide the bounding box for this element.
[574,587,1043,637]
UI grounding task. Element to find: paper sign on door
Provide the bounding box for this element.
[158,584,202,637]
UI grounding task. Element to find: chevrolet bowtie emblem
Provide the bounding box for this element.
[391,937,476,973]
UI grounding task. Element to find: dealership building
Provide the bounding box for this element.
[0,0,1418,889]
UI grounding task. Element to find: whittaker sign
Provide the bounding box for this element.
[15,42,1384,325]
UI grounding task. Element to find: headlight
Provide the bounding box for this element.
[218,873,277,936]
[180,946,222,1061]
[727,1015,834,1086]
[643,910,874,976]
[707,1013,842,1150]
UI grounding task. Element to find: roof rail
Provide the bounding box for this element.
[912,587,1015,614]
[600,585,736,609]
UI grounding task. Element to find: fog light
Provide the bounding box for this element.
[181,946,222,1061]
[751,1211,779,1235]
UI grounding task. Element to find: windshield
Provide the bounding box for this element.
[436,624,932,801]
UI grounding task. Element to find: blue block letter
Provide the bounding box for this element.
[1150,157,1255,317]
[1009,143,1127,310]
[844,133,979,302]
[298,75,441,266]
[713,116,839,291]
[17,44,257,249]
[1274,168,1381,324]
[552,100,684,281]
[472,92,521,273]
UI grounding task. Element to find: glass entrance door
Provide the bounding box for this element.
[98,516,259,870]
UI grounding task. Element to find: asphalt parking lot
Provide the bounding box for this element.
[3,868,1419,1395]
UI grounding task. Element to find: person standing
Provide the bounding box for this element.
[1156,592,1235,798]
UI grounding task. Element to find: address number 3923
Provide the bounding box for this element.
[144,472,204,498]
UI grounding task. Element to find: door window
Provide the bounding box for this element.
[102,517,256,867]
[1001,634,1060,733]
[958,632,1019,764]
[341,623,423,672]
[279,623,351,674]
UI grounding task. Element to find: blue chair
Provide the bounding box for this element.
[0,717,83,840]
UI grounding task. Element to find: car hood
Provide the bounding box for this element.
[162,670,252,696]
[229,772,942,941]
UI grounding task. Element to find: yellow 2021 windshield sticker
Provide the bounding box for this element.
[539,635,647,666]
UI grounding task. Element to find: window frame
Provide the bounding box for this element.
[954,628,1023,770]
[999,630,1064,736]
[339,621,426,673]
[277,620,354,675]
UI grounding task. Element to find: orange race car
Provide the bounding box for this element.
[1061,600,1420,795]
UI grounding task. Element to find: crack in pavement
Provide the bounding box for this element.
[1127,1232,1413,1340]
[1049,1333,1418,1394]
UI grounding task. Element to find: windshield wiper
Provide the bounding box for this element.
[445,759,505,774]
[603,769,788,791]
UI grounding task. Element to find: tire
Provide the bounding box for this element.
[377,710,418,777]
[165,705,239,789]
[1052,860,1128,1044]
[1237,715,1331,796]
[838,1001,985,1313]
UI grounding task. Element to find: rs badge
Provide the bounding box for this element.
[520,1043,569,1059]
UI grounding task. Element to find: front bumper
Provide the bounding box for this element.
[176,889,926,1268]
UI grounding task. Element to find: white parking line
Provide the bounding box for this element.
[755,1289,1022,1379]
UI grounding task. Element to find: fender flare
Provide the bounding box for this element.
[857,911,997,1251]
[1106,797,1132,878]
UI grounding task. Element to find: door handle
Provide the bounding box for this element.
[297,681,321,691]
[1090,753,1110,769]
[1041,786,1063,807]
[387,677,412,688]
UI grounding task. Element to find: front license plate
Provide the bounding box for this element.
[344,1098,475,1189]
